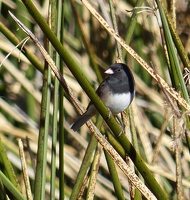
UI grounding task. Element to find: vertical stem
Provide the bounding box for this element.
[108,0,122,61]
[173,116,183,199]
[58,2,65,200]
[33,56,51,200]
[125,0,144,45]
[49,0,59,199]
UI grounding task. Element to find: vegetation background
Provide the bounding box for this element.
[0,0,190,199]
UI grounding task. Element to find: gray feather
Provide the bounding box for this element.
[70,105,96,131]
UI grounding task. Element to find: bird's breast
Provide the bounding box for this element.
[103,92,132,115]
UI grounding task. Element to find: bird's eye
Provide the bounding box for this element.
[117,69,121,71]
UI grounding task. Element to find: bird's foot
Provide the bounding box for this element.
[106,107,112,120]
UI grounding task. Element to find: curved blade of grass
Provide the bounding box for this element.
[0,137,20,192]
[0,178,7,200]
[0,171,25,200]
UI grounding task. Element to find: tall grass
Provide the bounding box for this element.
[0,0,190,199]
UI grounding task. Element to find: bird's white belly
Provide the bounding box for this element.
[105,93,131,115]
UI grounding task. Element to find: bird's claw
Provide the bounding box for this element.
[118,130,123,137]
[106,107,112,120]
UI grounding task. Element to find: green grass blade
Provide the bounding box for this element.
[156,0,189,103]
[33,64,51,199]
[0,171,25,200]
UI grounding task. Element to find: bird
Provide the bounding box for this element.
[70,63,135,131]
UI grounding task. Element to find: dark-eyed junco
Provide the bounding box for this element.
[70,63,135,131]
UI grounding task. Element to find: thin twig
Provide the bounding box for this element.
[0,37,30,68]
[173,116,183,199]
[18,139,33,200]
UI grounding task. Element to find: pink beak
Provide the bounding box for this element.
[105,68,114,74]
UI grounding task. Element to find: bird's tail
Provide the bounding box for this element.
[70,113,93,132]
